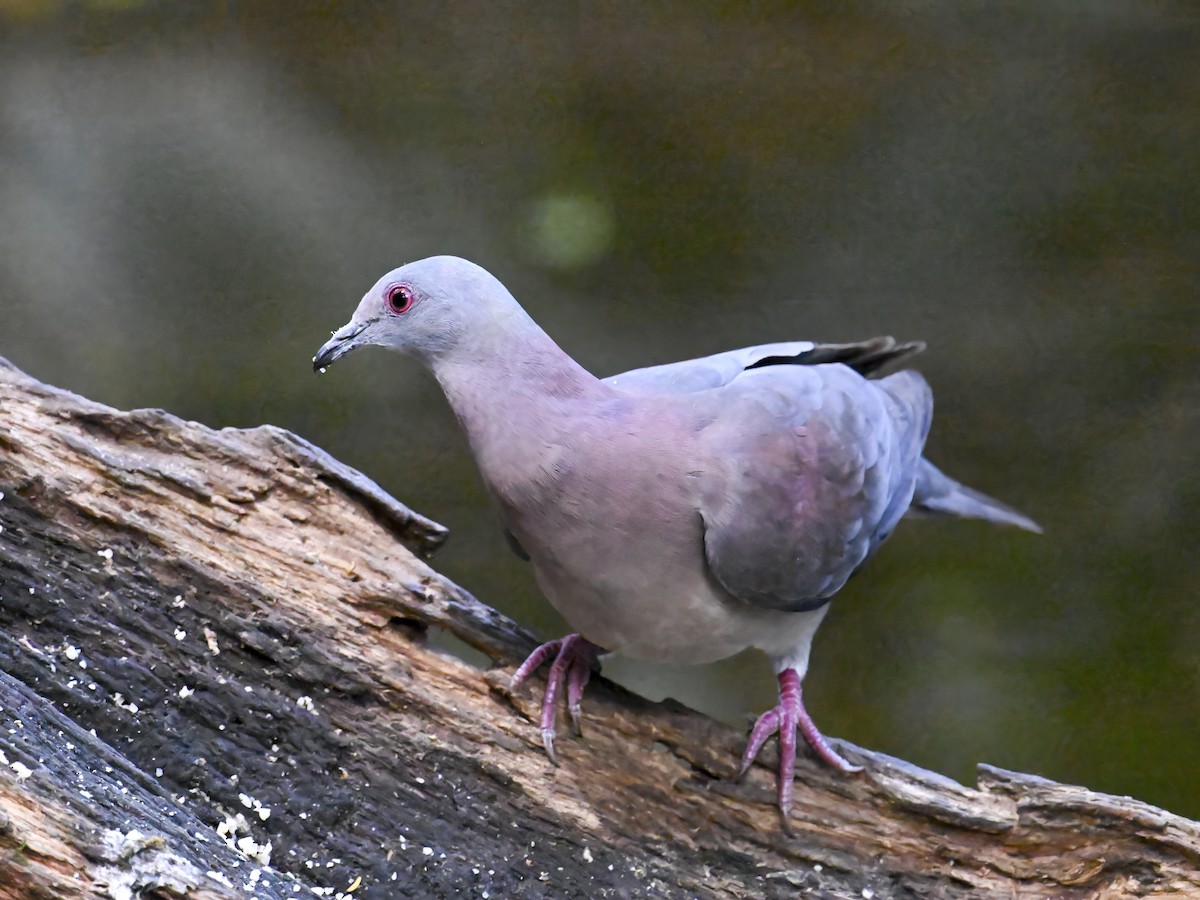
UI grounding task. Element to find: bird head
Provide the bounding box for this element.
[312,255,519,371]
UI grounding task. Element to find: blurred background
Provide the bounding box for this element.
[1,1,1197,817]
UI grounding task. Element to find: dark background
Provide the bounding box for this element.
[1,2,1197,816]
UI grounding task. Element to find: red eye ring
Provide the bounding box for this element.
[386,284,414,314]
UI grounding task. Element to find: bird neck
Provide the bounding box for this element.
[428,320,611,473]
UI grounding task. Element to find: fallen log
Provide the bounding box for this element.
[0,356,1197,899]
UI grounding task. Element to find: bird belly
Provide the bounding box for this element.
[529,551,820,666]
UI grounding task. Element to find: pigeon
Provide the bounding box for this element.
[312,255,1039,816]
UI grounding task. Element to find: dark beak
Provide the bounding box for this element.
[313,320,370,372]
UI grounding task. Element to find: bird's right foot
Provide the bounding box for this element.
[739,667,863,816]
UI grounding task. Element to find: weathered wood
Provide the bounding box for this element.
[0,355,1197,899]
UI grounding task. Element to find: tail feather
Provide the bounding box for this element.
[911,460,1042,533]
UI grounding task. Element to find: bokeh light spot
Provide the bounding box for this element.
[521,193,615,270]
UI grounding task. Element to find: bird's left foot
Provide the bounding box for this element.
[509,633,603,763]
[739,668,863,816]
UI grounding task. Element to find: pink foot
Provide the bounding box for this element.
[509,634,602,763]
[739,668,862,815]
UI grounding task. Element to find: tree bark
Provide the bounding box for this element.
[0,356,1197,900]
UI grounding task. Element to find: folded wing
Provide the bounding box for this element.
[690,362,933,612]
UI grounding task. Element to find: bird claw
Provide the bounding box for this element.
[509,634,602,761]
[567,702,584,736]
[541,727,558,765]
[740,668,862,816]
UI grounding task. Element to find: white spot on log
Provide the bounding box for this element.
[236,834,272,866]
[239,792,272,820]
[207,871,234,889]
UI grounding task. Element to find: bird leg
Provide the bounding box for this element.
[509,634,602,763]
[739,668,863,815]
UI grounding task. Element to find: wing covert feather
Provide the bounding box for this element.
[696,364,931,611]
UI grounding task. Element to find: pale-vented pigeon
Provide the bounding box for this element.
[312,255,1039,816]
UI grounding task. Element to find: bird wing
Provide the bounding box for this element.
[692,364,933,611]
[604,337,925,395]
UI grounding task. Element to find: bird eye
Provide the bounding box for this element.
[386,284,414,314]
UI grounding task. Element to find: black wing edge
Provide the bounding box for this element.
[746,337,926,379]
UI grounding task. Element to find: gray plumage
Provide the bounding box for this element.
[313,255,1039,814]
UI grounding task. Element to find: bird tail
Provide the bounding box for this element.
[910,460,1041,533]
